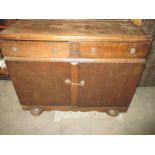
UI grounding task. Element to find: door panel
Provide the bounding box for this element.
[78,62,144,107]
[6,61,71,106]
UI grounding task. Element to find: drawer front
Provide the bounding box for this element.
[1,41,70,58]
[79,42,150,58]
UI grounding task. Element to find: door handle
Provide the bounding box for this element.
[64,79,85,86]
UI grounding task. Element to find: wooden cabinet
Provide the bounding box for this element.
[0,20,152,116]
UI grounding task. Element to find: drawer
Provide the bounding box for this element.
[1,41,70,58]
[79,42,150,58]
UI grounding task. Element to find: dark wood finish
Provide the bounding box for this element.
[79,42,150,58]
[78,62,144,107]
[0,20,151,42]
[70,41,79,57]
[0,20,152,116]
[22,105,128,112]
[1,41,70,58]
[71,62,78,106]
[4,57,146,63]
[6,61,71,106]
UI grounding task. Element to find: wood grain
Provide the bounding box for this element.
[71,62,78,106]
[78,62,144,107]
[6,61,71,106]
[79,42,150,58]
[22,105,128,112]
[4,57,146,64]
[1,41,70,58]
[0,20,152,114]
[0,20,152,42]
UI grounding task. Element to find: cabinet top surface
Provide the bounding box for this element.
[0,20,152,42]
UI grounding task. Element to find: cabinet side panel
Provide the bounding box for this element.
[117,63,144,106]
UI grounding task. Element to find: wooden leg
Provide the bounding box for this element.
[106,108,119,117]
[30,107,43,116]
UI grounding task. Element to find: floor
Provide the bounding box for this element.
[0,80,155,135]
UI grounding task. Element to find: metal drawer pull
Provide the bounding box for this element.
[90,47,96,54]
[72,81,85,86]
[12,47,18,52]
[52,47,58,54]
[130,48,136,56]
[64,79,85,86]
[64,79,71,84]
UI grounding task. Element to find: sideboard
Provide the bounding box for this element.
[0,20,152,116]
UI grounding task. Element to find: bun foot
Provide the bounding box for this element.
[30,107,43,116]
[106,108,119,117]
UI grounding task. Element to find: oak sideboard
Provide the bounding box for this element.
[0,20,152,116]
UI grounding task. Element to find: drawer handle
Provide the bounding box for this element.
[12,47,18,53]
[130,48,136,57]
[52,48,58,54]
[64,79,85,86]
[90,47,96,54]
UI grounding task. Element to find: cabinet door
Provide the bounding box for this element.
[78,62,144,107]
[6,61,71,106]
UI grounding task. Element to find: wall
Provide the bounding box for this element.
[138,20,155,86]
